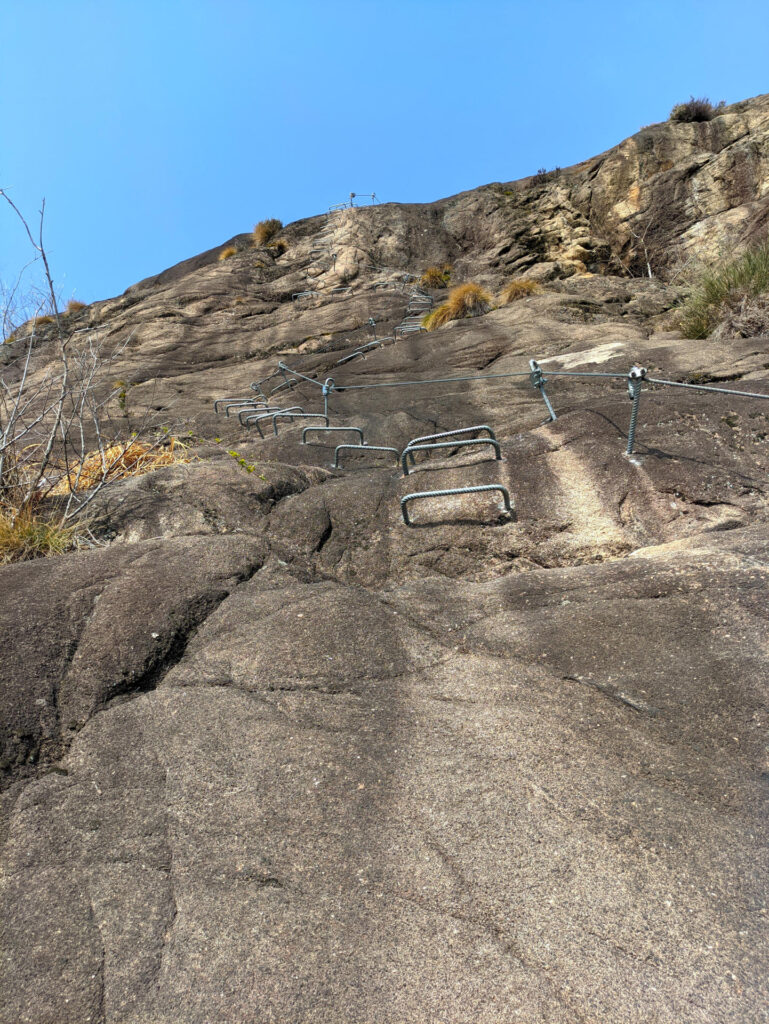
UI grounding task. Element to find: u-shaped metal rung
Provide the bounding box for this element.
[239,405,295,426]
[302,425,364,445]
[245,407,304,436]
[214,397,260,414]
[225,399,275,417]
[333,444,400,468]
[401,438,502,475]
[272,412,329,436]
[408,425,498,447]
[401,485,512,526]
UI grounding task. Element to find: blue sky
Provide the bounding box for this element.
[2,0,768,306]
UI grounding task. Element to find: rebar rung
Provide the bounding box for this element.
[302,425,364,445]
[401,438,502,476]
[333,444,400,468]
[401,485,513,526]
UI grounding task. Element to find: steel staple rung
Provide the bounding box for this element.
[302,425,364,445]
[333,444,400,468]
[272,412,329,436]
[408,425,498,446]
[401,485,513,526]
[405,425,498,466]
[214,397,260,414]
[401,438,502,475]
[224,400,270,417]
[246,407,305,437]
[239,405,293,425]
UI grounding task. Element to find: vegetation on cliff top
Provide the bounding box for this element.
[670,96,725,123]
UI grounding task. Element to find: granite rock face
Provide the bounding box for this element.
[2,95,769,1023]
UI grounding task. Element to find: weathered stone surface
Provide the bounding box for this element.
[2,94,769,1023]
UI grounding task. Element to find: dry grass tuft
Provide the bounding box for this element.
[65,299,87,313]
[253,218,283,246]
[423,282,493,331]
[676,239,769,338]
[0,508,81,564]
[219,246,238,261]
[499,279,541,304]
[49,439,193,495]
[420,264,452,289]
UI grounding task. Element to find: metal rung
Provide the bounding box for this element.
[401,485,512,526]
[408,425,498,446]
[333,444,400,468]
[292,291,319,300]
[223,400,271,417]
[401,438,502,476]
[302,425,364,445]
[395,325,426,336]
[271,412,329,436]
[214,397,260,414]
[239,405,296,425]
[245,407,304,436]
[404,425,498,466]
[331,286,352,294]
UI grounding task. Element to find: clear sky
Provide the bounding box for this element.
[2,0,768,307]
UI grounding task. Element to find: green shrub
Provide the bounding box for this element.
[253,218,283,246]
[670,96,725,123]
[423,283,493,331]
[676,239,769,338]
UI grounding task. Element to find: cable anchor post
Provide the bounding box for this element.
[322,378,335,422]
[626,365,647,455]
[529,359,556,422]
[368,317,377,338]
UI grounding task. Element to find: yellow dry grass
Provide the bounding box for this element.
[66,299,87,313]
[420,264,451,289]
[499,279,541,304]
[0,508,81,564]
[219,246,238,261]
[252,218,283,246]
[49,440,193,495]
[422,282,493,331]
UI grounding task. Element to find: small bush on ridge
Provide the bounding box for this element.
[670,96,725,123]
[253,218,283,246]
[219,246,238,261]
[499,279,541,304]
[65,299,87,313]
